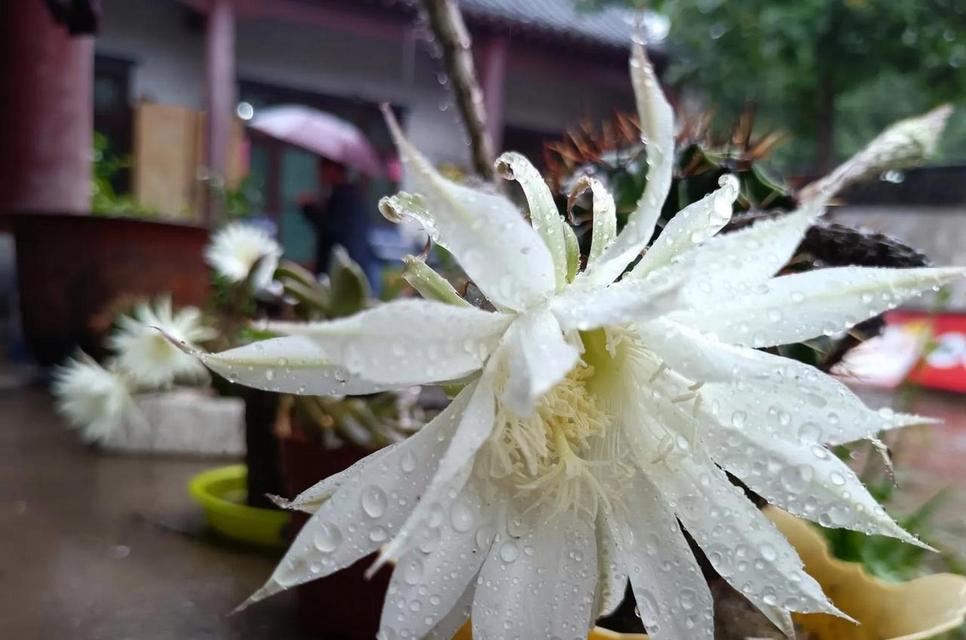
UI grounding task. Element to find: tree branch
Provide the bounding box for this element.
[420,0,496,181]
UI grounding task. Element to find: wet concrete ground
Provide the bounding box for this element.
[0,386,309,640]
[1,383,964,639]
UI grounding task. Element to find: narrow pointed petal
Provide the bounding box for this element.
[705,420,926,547]
[674,266,965,348]
[181,335,393,396]
[562,220,581,283]
[401,255,471,307]
[382,107,555,310]
[594,514,629,619]
[580,41,675,287]
[633,174,739,278]
[240,384,476,606]
[496,151,568,290]
[677,204,822,307]
[378,481,492,639]
[642,321,926,445]
[551,266,685,332]
[499,310,578,416]
[376,373,496,566]
[265,299,512,386]
[472,511,598,640]
[570,175,617,266]
[639,452,844,622]
[604,474,714,640]
[801,104,952,204]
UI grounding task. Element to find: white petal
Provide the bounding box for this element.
[604,474,714,640]
[551,267,686,332]
[644,323,929,445]
[632,174,738,278]
[266,299,513,386]
[496,152,568,290]
[676,205,821,308]
[594,514,628,619]
[382,108,555,310]
[639,452,843,621]
[674,266,965,348]
[579,42,675,287]
[376,373,496,567]
[472,510,598,640]
[705,419,924,547]
[240,384,474,606]
[570,175,617,267]
[499,310,579,416]
[378,481,492,639]
[184,335,393,396]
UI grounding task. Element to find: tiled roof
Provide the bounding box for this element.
[457,0,667,49]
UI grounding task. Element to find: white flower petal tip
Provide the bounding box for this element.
[265,494,294,510]
[380,104,555,311]
[675,266,966,348]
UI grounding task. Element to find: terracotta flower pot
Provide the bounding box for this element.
[5,211,209,365]
[767,507,966,640]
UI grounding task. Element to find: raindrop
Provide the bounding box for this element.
[369,526,389,543]
[313,522,343,553]
[499,541,519,563]
[400,451,417,473]
[449,500,475,532]
[361,486,388,518]
[780,464,814,493]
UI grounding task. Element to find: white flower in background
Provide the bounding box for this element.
[204,222,282,290]
[109,297,216,387]
[182,44,963,640]
[52,355,136,444]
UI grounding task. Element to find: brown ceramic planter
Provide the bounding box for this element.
[278,427,391,639]
[4,211,210,365]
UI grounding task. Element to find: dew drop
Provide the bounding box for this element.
[313,522,343,553]
[449,500,475,532]
[361,486,388,519]
[499,541,519,563]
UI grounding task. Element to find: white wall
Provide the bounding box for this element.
[96,0,633,171]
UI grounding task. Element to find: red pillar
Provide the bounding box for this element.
[0,1,94,214]
[204,0,236,225]
[479,36,508,153]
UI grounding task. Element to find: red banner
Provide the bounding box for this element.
[834,310,966,393]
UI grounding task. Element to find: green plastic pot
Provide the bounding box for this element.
[189,464,290,548]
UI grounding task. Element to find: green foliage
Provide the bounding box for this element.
[206,173,265,220]
[580,0,966,172]
[822,474,963,582]
[91,132,157,218]
[274,245,371,320]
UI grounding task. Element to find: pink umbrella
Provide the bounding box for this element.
[248,105,385,178]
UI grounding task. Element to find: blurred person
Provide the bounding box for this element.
[298,159,377,285]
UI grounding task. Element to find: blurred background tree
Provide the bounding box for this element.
[580,0,966,175]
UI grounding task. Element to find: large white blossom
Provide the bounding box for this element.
[52,355,138,444]
[204,222,282,290]
[110,297,216,387]
[184,44,962,640]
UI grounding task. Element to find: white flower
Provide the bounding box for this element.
[52,355,136,444]
[186,45,962,640]
[204,223,282,290]
[109,297,216,387]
